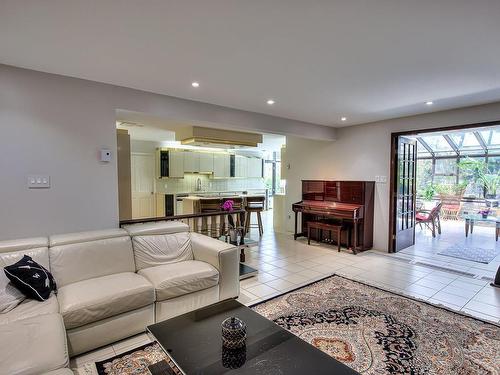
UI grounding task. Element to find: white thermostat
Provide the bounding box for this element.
[100,148,112,162]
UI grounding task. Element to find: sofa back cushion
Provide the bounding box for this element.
[0,237,50,270]
[49,228,135,287]
[0,237,50,313]
[123,221,193,271]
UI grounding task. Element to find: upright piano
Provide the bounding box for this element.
[293,180,375,253]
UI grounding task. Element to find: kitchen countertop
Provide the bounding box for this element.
[173,188,267,196]
[183,193,265,200]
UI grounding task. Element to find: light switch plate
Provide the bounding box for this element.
[28,175,50,188]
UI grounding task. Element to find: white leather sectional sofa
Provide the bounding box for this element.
[0,221,239,375]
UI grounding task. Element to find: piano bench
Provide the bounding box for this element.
[307,221,346,252]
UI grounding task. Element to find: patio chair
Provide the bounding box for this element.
[416,202,442,238]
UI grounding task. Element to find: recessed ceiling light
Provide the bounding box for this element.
[191,82,200,88]
[341,116,347,121]
[267,99,275,105]
[425,101,433,105]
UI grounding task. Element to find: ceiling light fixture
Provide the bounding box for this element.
[425,101,433,105]
[341,116,347,121]
[267,99,275,105]
[191,82,200,88]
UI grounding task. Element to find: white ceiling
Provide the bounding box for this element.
[1,1,500,126]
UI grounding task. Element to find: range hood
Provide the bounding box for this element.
[176,126,262,148]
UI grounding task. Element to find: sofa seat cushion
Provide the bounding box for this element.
[138,260,219,301]
[42,369,74,375]
[58,272,154,329]
[0,294,59,325]
[0,313,69,375]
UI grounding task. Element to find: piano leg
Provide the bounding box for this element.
[353,219,358,255]
[294,211,298,240]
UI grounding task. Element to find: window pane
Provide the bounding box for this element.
[449,131,484,155]
[417,140,431,157]
[435,158,457,175]
[416,159,433,197]
[459,156,485,198]
[418,135,455,156]
[480,129,500,148]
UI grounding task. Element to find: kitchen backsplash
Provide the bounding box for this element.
[157,173,266,194]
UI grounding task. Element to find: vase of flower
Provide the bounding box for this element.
[479,208,490,219]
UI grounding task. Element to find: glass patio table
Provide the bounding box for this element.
[462,213,500,241]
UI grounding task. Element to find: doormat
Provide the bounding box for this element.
[438,244,500,264]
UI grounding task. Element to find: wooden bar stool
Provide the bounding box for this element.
[244,196,265,237]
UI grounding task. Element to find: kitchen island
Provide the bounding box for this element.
[182,193,266,214]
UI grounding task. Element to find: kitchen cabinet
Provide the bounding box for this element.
[168,150,184,178]
[157,149,184,178]
[213,153,230,178]
[235,155,248,178]
[183,151,200,173]
[247,157,263,178]
[199,152,214,173]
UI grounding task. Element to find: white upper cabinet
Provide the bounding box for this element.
[183,151,200,173]
[199,152,214,173]
[213,153,230,178]
[235,155,248,178]
[168,149,184,178]
[247,157,263,178]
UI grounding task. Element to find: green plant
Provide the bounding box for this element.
[480,174,500,197]
[457,158,485,178]
[435,181,468,196]
[458,157,500,197]
[420,184,435,201]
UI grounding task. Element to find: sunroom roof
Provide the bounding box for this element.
[416,126,500,157]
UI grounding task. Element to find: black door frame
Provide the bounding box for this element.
[388,119,500,253]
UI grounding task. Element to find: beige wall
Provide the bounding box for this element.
[2,63,500,242]
[0,64,334,240]
[279,102,500,251]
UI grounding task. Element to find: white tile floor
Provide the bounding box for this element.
[71,210,500,369]
[236,211,500,324]
[400,219,500,279]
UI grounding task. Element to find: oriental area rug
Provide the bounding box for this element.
[80,275,500,375]
[253,275,500,375]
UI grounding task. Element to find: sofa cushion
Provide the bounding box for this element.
[0,237,50,270]
[124,222,194,271]
[0,313,69,375]
[42,369,74,375]
[49,229,136,287]
[123,221,190,236]
[0,270,25,313]
[57,272,154,329]
[138,260,219,301]
[131,232,194,271]
[4,255,57,301]
[0,294,59,325]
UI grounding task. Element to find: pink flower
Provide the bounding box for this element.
[221,200,234,212]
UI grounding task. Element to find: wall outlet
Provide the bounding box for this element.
[28,175,50,189]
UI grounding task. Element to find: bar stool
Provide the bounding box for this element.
[244,196,265,237]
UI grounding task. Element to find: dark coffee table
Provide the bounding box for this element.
[147,299,358,374]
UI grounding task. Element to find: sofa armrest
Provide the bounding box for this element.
[190,232,239,300]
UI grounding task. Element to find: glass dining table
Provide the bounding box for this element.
[462,213,500,241]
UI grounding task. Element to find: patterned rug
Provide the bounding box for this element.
[438,244,500,263]
[83,275,500,375]
[92,343,180,375]
[253,275,500,374]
